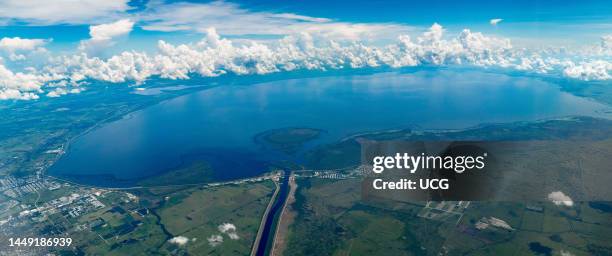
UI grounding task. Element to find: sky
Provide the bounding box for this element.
[0,0,611,100]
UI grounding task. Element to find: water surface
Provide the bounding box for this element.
[49,69,612,186]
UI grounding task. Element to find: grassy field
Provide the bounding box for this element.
[57,180,275,255]
[283,177,612,256]
[157,181,275,255]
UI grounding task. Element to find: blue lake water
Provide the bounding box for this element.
[48,69,612,186]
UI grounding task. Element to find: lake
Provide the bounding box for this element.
[48,69,612,187]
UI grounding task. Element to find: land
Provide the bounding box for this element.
[278,116,612,256]
[2,116,612,255]
[0,173,279,255]
[254,128,324,154]
[304,116,612,170]
[283,173,612,255]
[2,69,612,255]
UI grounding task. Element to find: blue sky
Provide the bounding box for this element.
[0,0,611,100]
[1,0,611,51]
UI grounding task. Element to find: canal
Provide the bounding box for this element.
[256,171,290,256]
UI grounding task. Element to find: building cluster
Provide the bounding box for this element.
[17,193,106,221]
[295,165,367,179]
[0,176,62,198]
[314,172,349,179]
[0,181,112,235]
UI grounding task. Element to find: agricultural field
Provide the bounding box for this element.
[284,177,612,256]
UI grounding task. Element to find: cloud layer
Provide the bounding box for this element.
[0,23,611,100]
[0,0,130,25]
[139,1,412,41]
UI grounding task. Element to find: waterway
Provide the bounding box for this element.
[256,172,290,256]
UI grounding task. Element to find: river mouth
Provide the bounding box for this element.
[47,69,612,187]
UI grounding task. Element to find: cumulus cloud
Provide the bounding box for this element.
[207,234,223,247]
[46,24,516,86]
[168,236,189,246]
[89,19,135,41]
[218,223,240,240]
[563,60,612,81]
[79,19,135,52]
[548,191,574,207]
[218,223,236,233]
[1,23,611,101]
[0,63,59,100]
[490,19,503,26]
[0,0,130,25]
[0,37,50,61]
[0,37,48,52]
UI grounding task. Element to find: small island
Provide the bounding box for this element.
[254,127,324,154]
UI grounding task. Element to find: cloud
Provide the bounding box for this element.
[548,191,574,207]
[0,0,131,25]
[217,223,236,233]
[0,63,60,100]
[218,223,240,240]
[139,1,413,41]
[490,19,503,26]
[79,19,135,52]
[0,37,50,61]
[47,24,515,85]
[563,60,612,81]
[2,23,611,100]
[602,35,612,50]
[207,234,223,247]
[168,236,189,246]
[0,37,48,52]
[89,19,135,41]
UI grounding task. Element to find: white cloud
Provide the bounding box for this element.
[560,250,575,256]
[0,0,131,25]
[207,234,223,247]
[0,63,59,100]
[548,191,574,207]
[79,19,135,52]
[218,223,236,233]
[0,37,48,52]
[218,223,240,240]
[601,35,612,50]
[490,19,503,26]
[563,60,612,81]
[2,23,611,100]
[168,236,189,246]
[139,1,413,41]
[0,37,50,61]
[89,19,135,41]
[46,88,66,98]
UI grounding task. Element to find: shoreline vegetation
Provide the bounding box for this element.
[254,127,324,155]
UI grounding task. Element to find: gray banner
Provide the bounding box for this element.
[361,140,612,202]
